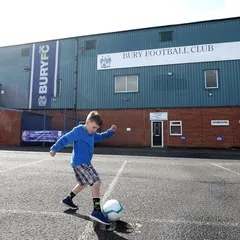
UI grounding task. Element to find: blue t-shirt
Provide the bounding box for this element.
[50,125,116,167]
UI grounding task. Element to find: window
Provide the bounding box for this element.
[115,75,138,93]
[85,40,97,50]
[205,70,218,88]
[21,48,30,57]
[170,121,182,135]
[57,79,61,96]
[160,31,173,41]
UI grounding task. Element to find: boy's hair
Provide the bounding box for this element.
[86,111,103,126]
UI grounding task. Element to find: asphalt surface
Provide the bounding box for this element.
[0,150,240,239]
[1,145,240,159]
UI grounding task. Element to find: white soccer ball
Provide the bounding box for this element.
[102,199,123,221]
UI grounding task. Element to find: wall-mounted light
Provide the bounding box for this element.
[124,97,129,101]
[168,72,173,76]
[23,66,30,71]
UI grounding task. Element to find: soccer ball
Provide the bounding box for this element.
[102,199,123,221]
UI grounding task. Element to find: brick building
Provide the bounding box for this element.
[0,17,240,148]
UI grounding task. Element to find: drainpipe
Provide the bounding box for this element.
[73,38,79,125]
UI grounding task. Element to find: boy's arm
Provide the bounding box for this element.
[94,125,117,142]
[50,127,79,152]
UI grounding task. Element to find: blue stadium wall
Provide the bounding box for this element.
[0,17,240,148]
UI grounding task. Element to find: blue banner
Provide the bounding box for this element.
[29,41,59,109]
[21,130,64,142]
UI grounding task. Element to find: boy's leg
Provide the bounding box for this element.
[68,183,88,200]
[61,165,89,210]
[92,180,100,197]
[61,184,87,209]
[72,183,88,195]
[89,180,111,225]
[91,180,101,212]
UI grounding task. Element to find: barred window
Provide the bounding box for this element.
[57,79,61,96]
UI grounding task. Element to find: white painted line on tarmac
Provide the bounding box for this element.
[101,161,127,203]
[211,163,240,176]
[0,209,68,217]
[78,160,127,240]
[151,218,239,227]
[131,217,240,228]
[0,158,51,173]
[0,209,239,228]
[0,151,47,154]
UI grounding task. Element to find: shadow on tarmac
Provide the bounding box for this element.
[63,209,134,240]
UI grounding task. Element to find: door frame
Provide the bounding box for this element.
[151,121,164,148]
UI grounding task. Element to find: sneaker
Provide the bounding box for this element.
[60,197,79,210]
[89,210,111,225]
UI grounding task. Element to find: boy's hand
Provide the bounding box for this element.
[111,125,117,131]
[50,150,56,157]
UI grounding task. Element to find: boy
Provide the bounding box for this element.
[49,111,117,225]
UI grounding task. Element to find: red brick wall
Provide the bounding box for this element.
[75,107,240,149]
[164,107,240,148]
[0,109,21,145]
[33,107,240,149]
[202,107,240,148]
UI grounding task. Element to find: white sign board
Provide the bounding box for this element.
[150,112,168,121]
[211,120,229,126]
[97,41,240,70]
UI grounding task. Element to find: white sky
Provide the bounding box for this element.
[0,0,239,47]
